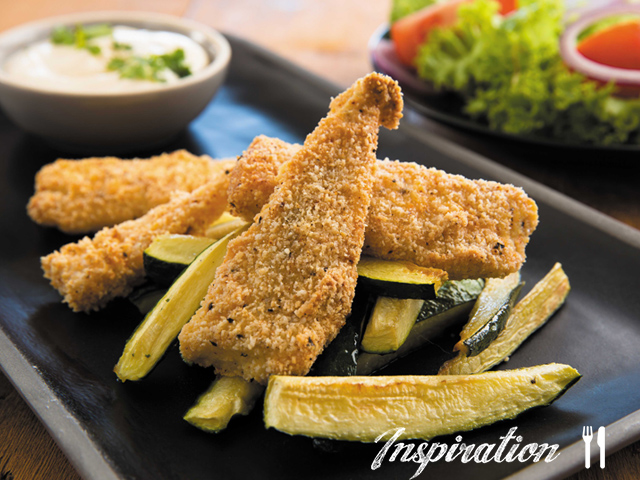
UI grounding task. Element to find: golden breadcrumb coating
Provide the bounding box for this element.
[179,73,403,384]
[227,136,297,218]
[28,150,235,233]
[228,136,538,279]
[41,170,232,313]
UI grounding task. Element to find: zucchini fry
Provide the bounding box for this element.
[114,227,247,382]
[184,376,264,433]
[264,364,581,441]
[439,263,570,375]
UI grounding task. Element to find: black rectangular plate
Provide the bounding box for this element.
[1,35,640,480]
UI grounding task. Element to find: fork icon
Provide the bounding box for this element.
[583,426,593,468]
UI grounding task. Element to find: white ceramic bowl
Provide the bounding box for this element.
[0,11,231,152]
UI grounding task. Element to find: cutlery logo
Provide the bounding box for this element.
[582,426,606,469]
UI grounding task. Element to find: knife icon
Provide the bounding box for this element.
[597,426,606,468]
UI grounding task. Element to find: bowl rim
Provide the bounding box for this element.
[0,10,231,98]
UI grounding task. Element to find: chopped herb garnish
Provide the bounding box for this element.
[50,23,112,55]
[51,24,193,82]
[51,26,75,45]
[112,41,132,51]
[86,44,102,55]
[83,23,113,40]
[159,48,191,78]
[107,48,192,82]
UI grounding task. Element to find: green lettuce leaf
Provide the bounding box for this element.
[406,0,640,145]
[390,0,439,22]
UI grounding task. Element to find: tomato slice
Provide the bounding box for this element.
[498,0,517,15]
[390,0,518,67]
[577,20,640,70]
[391,0,471,67]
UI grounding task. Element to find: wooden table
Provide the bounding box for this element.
[1,1,639,479]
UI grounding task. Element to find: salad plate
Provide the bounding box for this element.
[369,25,640,152]
[2,34,640,480]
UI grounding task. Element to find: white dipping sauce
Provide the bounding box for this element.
[4,26,210,93]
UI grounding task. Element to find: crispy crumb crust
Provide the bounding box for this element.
[228,137,538,280]
[41,170,232,313]
[179,73,403,384]
[27,150,235,233]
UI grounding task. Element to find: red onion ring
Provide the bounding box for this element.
[560,4,640,85]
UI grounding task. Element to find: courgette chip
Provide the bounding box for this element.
[204,213,249,241]
[264,364,580,441]
[360,297,425,354]
[439,263,570,375]
[455,271,524,357]
[356,279,485,374]
[114,225,249,382]
[357,256,448,299]
[184,376,264,433]
[144,234,217,286]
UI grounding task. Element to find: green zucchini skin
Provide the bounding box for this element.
[418,279,486,320]
[310,289,373,376]
[143,235,216,286]
[128,282,167,314]
[463,282,524,357]
[115,227,248,382]
[357,277,438,299]
[357,279,485,374]
[144,257,187,287]
[356,256,447,300]
[357,301,475,375]
[440,263,571,376]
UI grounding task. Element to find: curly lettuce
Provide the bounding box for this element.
[393,0,640,145]
[390,0,439,22]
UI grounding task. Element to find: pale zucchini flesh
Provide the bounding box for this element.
[114,225,248,382]
[357,301,475,375]
[357,279,485,374]
[184,376,264,433]
[439,263,570,375]
[455,272,524,357]
[205,213,249,240]
[144,234,217,286]
[264,364,581,442]
[360,297,424,354]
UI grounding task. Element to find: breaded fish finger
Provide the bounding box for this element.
[28,150,235,233]
[41,170,232,313]
[179,73,403,384]
[228,136,538,280]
